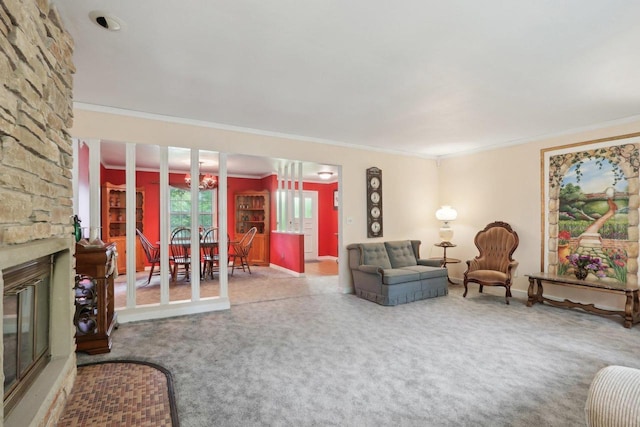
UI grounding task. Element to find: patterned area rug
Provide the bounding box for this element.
[57,361,178,426]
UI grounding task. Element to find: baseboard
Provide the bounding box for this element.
[450,278,622,312]
[269,263,304,277]
[317,256,338,262]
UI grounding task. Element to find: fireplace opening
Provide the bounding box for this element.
[3,255,52,416]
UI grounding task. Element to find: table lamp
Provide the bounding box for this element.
[435,205,457,245]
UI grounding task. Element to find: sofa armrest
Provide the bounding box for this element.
[358,264,384,275]
[417,258,442,268]
[586,365,640,426]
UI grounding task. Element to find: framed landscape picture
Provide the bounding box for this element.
[541,133,640,287]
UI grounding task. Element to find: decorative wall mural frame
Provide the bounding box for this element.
[541,133,640,287]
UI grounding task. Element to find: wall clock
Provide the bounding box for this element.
[366,167,383,238]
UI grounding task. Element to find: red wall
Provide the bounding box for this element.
[77,143,91,227]
[101,169,339,265]
[102,169,163,247]
[302,181,338,257]
[270,232,304,272]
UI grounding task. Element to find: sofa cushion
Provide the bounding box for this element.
[381,269,420,285]
[401,265,448,279]
[385,241,418,268]
[361,243,392,270]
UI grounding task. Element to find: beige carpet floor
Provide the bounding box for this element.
[115,260,339,308]
[76,285,640,426]
[63,261,337,426]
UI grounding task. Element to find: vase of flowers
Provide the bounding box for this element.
[574,267,588,280]
[567,253,605,280]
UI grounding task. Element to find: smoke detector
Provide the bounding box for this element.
[89,11,123,31]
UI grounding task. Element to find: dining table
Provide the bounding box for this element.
[162,236,236,280]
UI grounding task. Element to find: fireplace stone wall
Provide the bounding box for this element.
[0,0,76,425]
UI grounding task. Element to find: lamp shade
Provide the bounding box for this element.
[435,206,457,221]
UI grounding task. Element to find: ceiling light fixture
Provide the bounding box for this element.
[318,171,334,180]
[89,11,123,31]
[185,163,217,190]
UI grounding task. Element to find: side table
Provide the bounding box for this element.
[74,242,118,354]
[430,242,461,284]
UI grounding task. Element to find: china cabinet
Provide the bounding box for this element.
[235,190,270,265]
[101,182,145,273]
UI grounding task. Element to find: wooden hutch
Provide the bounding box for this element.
[235,189,270,265]
[102,182,145,274]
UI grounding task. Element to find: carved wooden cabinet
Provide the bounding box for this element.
[74,242,117,354]
[102,182,145,274]
[235,190,270,265]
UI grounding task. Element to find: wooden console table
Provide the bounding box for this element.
[526,272,640,328]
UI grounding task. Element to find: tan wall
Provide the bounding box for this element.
[72,111,640,309]
[0,0,76,425]
[439,119,640,308]
[71,109,444,288]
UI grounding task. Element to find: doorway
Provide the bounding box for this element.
[292,191,318,261]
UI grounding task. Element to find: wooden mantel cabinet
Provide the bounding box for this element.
[235,190,270,266]
[74,242,118,354]
[101,182,145,274]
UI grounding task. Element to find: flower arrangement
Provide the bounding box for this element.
[567,253,606,277]
[558,230,571,245]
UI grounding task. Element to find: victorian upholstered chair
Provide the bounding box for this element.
[463,221,519,304]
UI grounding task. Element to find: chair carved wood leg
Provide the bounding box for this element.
[463,281,468,298]
[147,263,155,284]
[479,285,483,293]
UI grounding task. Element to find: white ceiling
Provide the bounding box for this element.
[99,142,338,181]
[56,1,640,163]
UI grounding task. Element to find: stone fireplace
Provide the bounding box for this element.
[3,255,53,415]
[0,0,77,425]
[0,240,76,426]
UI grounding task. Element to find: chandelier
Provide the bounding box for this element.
[185,163,217,190]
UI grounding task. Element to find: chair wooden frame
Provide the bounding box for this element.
[201,227,231,279]
[136,229,160,284]
[463,221,519,304]
[231,227,257,275]
[170,227,192,281]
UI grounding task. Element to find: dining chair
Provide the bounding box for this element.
[136,228,160,285]
[201,227,219,279]
[170,227,192,281]
[231,227,257,275]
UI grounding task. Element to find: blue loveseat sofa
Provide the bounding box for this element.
[347,240,448,306]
